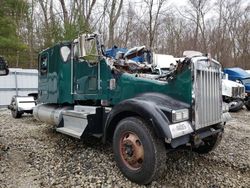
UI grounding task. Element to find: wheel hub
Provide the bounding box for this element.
[124,143,133,157]
[120,132,144,170]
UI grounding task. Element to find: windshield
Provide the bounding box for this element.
[241,78,250,84]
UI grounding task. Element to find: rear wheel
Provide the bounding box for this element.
[11,109,22,118]
[10,97,22,118]
[113,117,166,185]
[193,132,223,154]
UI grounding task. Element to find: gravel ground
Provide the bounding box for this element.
[0,108,249,188]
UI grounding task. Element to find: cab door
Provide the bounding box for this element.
[74,59,98,95]
[72,38,99,97]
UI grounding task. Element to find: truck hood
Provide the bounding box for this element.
[222,79,244,88]
[222,79,245,98]
[224,67,250,80]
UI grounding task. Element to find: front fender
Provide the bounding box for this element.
[103,93,190,143]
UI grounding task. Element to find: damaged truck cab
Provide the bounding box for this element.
[14,34,231,184]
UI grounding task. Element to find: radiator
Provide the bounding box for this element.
[194,59,222,130]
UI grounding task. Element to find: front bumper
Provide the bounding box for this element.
[170,126,224,148]
[167,112,231,148]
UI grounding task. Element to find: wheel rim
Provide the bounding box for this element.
[11,100,17,116]
[119,131,144,170]
[229,101,237,107]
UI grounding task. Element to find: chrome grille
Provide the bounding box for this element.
[194,60,222,130]
[232,86,245,98]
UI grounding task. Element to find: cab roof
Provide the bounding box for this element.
[39,41,72,54]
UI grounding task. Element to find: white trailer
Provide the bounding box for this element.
[0,68,38,108]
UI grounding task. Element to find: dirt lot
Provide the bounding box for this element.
[0,108,249,188]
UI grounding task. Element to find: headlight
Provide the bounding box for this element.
[172,109,189,123]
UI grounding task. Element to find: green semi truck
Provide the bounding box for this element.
[9,33,231,184]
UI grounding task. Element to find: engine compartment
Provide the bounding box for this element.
[104,46,186,82]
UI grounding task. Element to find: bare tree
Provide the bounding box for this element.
[178,0,210,51]
[143,0,167,49]
[209,0,249,68]
[38,0,49,30]
[107,0,123,47]
[59,0,69,26]
[27,0,35,68]
[4,0,249,69]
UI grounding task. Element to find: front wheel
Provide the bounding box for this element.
[245,99,250,110]
[193,132,223,154]
[113,117,166,185]
[228,99,244,112]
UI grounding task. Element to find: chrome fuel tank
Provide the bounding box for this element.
[33,104,73,125]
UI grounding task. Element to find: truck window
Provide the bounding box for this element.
[241,78,250,84]
[40,55,48,76]
[60,46,71,62]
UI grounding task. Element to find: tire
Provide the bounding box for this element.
[11,109,22,118]
[10,97,22,119]
[245,99,250,110]
[113,117,166,185]
[193,132,223,154]
[228,99,244,112]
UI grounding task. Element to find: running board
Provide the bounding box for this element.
[56,127,82,139]
[56,106,99,139]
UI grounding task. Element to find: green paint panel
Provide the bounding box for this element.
[38,43,73,104]
[38,42,192,106]
[110,68,192,105]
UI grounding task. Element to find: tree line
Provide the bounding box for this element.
[0,0,249,69]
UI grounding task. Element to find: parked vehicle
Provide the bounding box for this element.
[152,54,177,75]
[0,56,9,76]
[224,67,250,110]
[222,78,245,112]
[9,33,231,185]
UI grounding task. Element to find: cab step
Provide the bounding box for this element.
[56,127,82,139]
[56,106,99,139]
